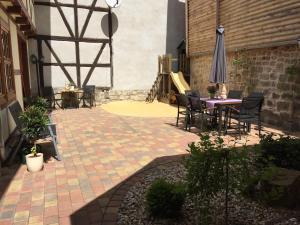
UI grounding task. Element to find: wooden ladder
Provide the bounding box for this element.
[145,74,162,102]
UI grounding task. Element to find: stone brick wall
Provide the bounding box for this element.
[53,88,149,104]
[94,89,149,104]
[190,45,300,131]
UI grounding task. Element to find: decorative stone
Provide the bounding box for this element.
[267,168,300,209]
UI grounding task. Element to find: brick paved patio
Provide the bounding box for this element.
[0,107,284,225]
[0,107,200,225]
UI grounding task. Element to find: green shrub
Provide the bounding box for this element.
[259,134,300,170]
[185,134,251,225]
[145,179,186,218]
[19,106,49,143]
[243,165,287,206]
[32,97,49,112]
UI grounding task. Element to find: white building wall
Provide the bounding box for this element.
[31,0,186,91]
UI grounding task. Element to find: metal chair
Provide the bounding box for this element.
[227,90,243,99]
[248,91,264,98]
[80,85,96,108]
[225,97,264,139]
[185,90,200,97]
[224,90,243,127]
[42,86,62,109]
[188,96,216,131]
[175,94,191,130]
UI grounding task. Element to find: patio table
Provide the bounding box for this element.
[200,98,242,135]
[59,89,83,109]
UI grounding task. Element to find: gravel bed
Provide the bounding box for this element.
[117,161,300,225]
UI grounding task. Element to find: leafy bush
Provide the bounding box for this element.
[185,134,250,225]
[259,134,300,170]
[32,97,49,112]
[145,179,186,218]
[19,106,49,143]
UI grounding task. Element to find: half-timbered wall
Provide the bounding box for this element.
[30,0,186,91]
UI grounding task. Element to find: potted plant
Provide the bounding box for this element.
[25,145,43,172]
[207,85,217,99]
[19,105,48,172]
[32,96,49,112]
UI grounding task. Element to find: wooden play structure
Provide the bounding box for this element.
[146,54,190,103]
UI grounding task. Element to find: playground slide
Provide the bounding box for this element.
[170,72,191,94]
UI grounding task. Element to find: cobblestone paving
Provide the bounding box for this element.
[0,107,284,225]
[0,108,199,225]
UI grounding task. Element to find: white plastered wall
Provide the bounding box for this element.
[32,0,186,90]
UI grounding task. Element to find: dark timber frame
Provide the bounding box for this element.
[34,1,113,88]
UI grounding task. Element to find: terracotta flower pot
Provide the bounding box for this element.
[26,153,44,172]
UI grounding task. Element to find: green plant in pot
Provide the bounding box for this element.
[32,97,49,112]
[25,145,44,172]
[19,106,48,172]
[207,85,217,99]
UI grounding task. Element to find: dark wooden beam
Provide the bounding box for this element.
[37,39,45,88]
[82,43,107,86]
[79,0,97,38]
[12,0,36,33]
[42,63,111,67]
[74,0,81,87]
[7,5,21,14]
[53,0,74,38]
[108,9,114,88]
[36,35,110,43]
[34,1,109,12]
[44,40,76,85]
[20,24,31,31]
[15,17,27,24]
[24,30,35,37]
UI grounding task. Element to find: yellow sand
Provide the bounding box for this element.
[100,100,177,117]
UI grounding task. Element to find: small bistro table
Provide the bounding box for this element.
[59,89,83,109]
[200,98,242,135]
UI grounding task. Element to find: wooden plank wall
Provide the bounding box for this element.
[188,0,300,56]
[187,0,216,56]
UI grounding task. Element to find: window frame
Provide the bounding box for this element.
[0,19,16,109]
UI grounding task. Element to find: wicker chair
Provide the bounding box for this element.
[188,95,217,131]
[175,94,191,130]
[227,90,243,99]
[42,87,62,109]
[80,85,96,108]
[225,97,264,139]
[185,90,200,97]
[224,90,243,127]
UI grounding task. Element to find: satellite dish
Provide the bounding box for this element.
[105,0,122,8]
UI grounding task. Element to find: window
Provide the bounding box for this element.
[0,21,15,108]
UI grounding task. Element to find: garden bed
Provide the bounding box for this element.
[117,160,300,225]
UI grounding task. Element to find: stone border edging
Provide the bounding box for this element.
[99,155,186,225]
